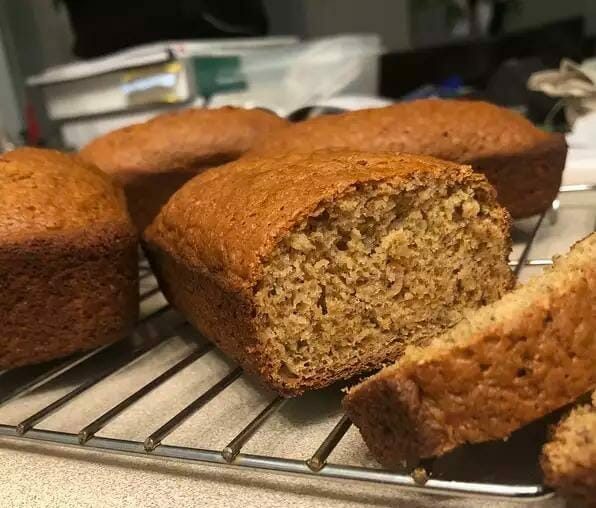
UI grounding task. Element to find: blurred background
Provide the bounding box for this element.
[0,0,595,149]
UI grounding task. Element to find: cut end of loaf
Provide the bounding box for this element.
[344,233,596,468]
[254,176,513,395]
[541,394,596,504]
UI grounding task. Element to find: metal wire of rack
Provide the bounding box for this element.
[0,185,594,504]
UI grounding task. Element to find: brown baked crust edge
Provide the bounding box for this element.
[343,246,596,469]
[0,224,139,369]
[471,133,567,219]
[114,162,235,233]
[146,245,287,393]
[540,400,596,505]
[79,107,288,176]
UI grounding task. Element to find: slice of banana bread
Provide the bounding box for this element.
[144,150,513,396]
[344,233,596,468]
[541,392,596,505]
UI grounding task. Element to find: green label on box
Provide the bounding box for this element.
[192,56,247,97]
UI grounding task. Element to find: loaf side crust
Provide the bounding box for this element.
[112,167,217,232]
[344,235,596,468]
[79,107,287,230]
[148,247,286,394]
[79,106,288,176]
[0,147,138,368]
[541,394,596,505]
[250,99,567,218]
[471,133,566,218]
[1,228,138,368]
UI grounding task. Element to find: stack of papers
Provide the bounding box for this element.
[27,38,298,86]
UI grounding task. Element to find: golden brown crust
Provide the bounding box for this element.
[80,107,288,230]
[105,169,202,233]
[251,99,567,218]
[80,106,288,175]
[146,150,478,289]
[144,150,511,395]
[541,395,596,505]
[0,147,138,369]
[344,234,596,469]
[0,147,132,240]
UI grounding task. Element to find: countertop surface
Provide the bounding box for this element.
[0,163,593,508]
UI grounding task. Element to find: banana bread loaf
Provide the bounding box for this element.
[0,148,138,368]
[251,99,566,218]
[541,392,596,505]
[144,150,513,396]
[344,233,596,468]
[80,106,288,231]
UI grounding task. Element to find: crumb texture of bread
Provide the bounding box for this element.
[251,99,566,218]
[80,107,288,230]
[541,393,596,505]
[0,147,138,368]
[344,233,596,468]
[145,150,513,396]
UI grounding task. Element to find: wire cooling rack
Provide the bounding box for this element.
[0,184,594,504]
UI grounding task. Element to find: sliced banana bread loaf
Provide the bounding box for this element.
[144,150,513,396]
[541,392,596,505]
[0,148,138,368]
[344,233,596,468]
[80,106,288,231]
[251,99,566,218]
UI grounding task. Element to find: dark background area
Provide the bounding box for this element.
[0,0,595,143]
